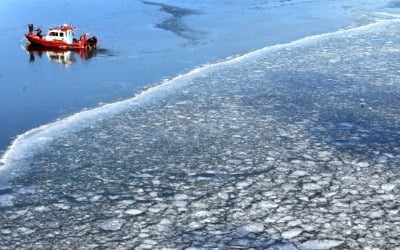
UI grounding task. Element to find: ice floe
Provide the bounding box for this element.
[300,239,344,249]
[97,219,125,231]
[0,194,14,207]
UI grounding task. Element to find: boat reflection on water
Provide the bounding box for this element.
[26,45,96,66]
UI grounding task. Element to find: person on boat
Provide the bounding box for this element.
[28,24,34,34]
[87,36,97,49]
[35,28,42,38]
[80,34,87,46]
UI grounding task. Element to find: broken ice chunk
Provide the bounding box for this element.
[259,201,279,209]
[188,221,203,230]
[34,206,50,212]
[303,183,323,191]
[217,191,229,200]
[97,219,125,231]
[368,210,385,219]
[193,210,210,218]
[0,194,14,207]
[281,228,303,239]
[355,161,369,168]
[291,170,308,177]
[125,209,144,216]
[381,183,396,192]
[300,239,344,249]
[243,223,264,233]
[174,194,189,200]
[53,203,70,210]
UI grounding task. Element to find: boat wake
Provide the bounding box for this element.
[1,14,400,184]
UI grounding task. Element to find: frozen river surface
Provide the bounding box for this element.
[1,0,400,249]
[1,14,400,249]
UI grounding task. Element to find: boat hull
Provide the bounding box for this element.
[25,34,95,50]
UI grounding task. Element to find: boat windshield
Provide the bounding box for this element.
[49,31,59,36]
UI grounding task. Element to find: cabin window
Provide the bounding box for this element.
[60,33,64,37]
[49,32,59,37]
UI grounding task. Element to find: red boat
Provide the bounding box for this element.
[25,24,97,50]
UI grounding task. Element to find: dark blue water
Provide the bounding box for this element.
[0,0,378,152]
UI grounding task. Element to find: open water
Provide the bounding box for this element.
[1,0,400,249]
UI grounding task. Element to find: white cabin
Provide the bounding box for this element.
[45,25,75,44]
